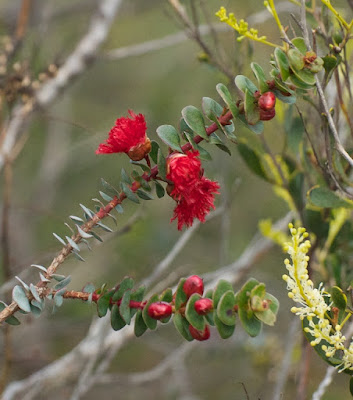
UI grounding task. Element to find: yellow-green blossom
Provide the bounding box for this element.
[283,224,353,372]
[215,7,277,47]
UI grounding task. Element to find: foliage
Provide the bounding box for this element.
[2,0,353,398]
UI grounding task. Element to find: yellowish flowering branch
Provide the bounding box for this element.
[215,7,279,48]
[263,0,286,36]
[320,0,351,30]
[283,224,353,372]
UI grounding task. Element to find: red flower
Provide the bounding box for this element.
[96,110,151,161]
[167,151,219,230]
[167,151,201,199]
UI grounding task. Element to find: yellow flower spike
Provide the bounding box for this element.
[215,6,278,48]
[282,225,353,372]
[320,0,350,30]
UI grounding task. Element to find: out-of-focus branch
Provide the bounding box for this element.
[104,3,297,69]
[2,211,290,399]
[15,0,32,41]
[298,0,353,170]
[272,318,301,400]
[0,0,123,172]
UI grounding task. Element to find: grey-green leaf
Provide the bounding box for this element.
[12,285,31,312]
[156,125,182,152]
[181,105,208,140]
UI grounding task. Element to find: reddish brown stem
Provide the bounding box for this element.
[44,289,148,310]
[146,110,233,181]
[0,111,234,324]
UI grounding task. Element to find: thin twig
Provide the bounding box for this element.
[2,210,292,399]
[15,0,32,41]
[0,0,124,172]
[272,318,301,400]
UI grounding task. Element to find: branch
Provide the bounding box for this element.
[103,3,297,65]
[2,210,290,399]
[299,0,353,169]
[0,0,124,172]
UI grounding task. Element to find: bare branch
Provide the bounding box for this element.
[0,0,123,172]
[104,3,297,61]
[2,211,291,399]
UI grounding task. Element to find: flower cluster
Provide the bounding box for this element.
[166,151,219,230]
[96,110,151,161]
[97,112,219,230]
[283,224,353,372]
[215,7,275,47]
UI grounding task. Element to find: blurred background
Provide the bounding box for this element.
[0,0,349,399]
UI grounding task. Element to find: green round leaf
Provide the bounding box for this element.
[217,290,236,326]
[234,75,258,95]
[214,313,235,339]
[181,105,208,140]
[157,149,167,180]
[119,289,132,325]
[216,83,239,120]
[238,308,262,337]
[97,292,113,317]
[213,280,234,308]
[134,309,148,337]
[274,47,290,81]
[308,186,353,209]
[173,312,194,341]
[185,293,205,331]
[142,294,159,330]
[244,89,260,125]
[160,288,173,303]
[251,62,269,93]
[292,37,307,54]
[112,277,135,301]
[331,286,347,311]
[175,278,187,310]
[111,304,126,331]
[156,125,182,152]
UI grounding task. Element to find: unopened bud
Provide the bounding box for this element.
[128,137,151,161]
[194,298,213,315]
[189,324,210,341]
[148,301,172,320]
[258,92,276,111]
[259,108,276,121]
[183,275,204,298]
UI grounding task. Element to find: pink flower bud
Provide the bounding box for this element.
[183,275,204,298]
[259,108,276,121]
[194,298,213,315]
[258,92,276,111]
[148,302,172,320]
[189,324,210,341]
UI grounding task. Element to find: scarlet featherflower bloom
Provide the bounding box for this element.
[167,151,220,230]
[96,110,151,161]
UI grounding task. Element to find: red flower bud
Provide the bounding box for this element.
[194,298,213,315]
[189,324,210,341]
[148,302,172,320]
[259,108,276,121]
[258,92,276,111]
[127,137,151,161]
[183,275,204,298]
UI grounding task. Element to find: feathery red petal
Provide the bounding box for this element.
[96,110,147,155]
